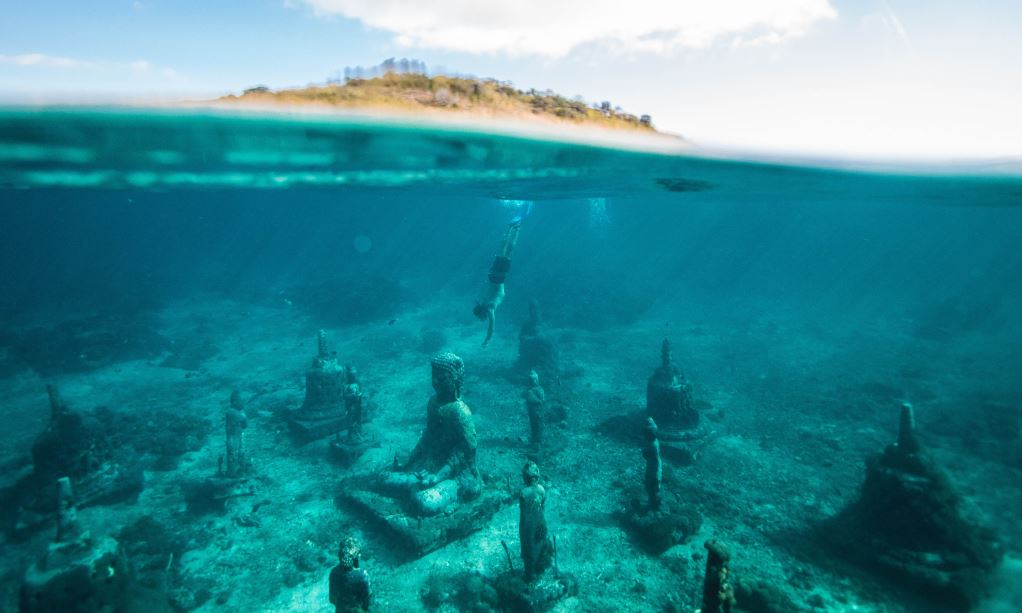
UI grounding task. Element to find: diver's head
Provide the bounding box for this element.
[472,303,488,321]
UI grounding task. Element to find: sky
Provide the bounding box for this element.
[1,0,1020,159]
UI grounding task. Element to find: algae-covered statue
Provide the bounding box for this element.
[330,365,377,465]
[329,536,371,613]
[701,540,735,613]
[642,418,663,512]
[341,353,508,558]
[382,352,481,516]
[524,370,546,450]
[618,416,700,554]
[519,461,554,582]
[224,390,249,478]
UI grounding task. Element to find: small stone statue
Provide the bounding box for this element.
[524,370,546,448]
[54,477,80,544]
[642,418,662,511]
[646,339,698,431]
[344,366,364,444]
[519,461,554,582]
[329,536,371,613]
[382,352,481,516]
[330,365,377,465]
[701,540,735,613]
[224,390,249,478]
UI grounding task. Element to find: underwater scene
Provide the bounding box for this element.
[1,108,1022,613]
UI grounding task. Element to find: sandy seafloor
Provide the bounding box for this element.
[1,286,1020,612]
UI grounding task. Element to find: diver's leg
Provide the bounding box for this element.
[500,224,521,258]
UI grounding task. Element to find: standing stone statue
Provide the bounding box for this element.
[646,339,698,431]
[519,461,554,582]
[701,540,735,613]
[290,330,348,440]
[382,352,481,516]
[642,418,663,512]
[524,370,546,449]
[331,365,376,465]
[329,536,371,613]
[224,390,249,477]
[344,366,364,444]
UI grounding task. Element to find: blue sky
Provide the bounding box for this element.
[2,0,1020,158]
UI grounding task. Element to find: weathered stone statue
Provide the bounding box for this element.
[331,365,377,465]
[642,418,662,511]
[518,300,560,380]
[20,478,132,612]
[821,402,1001,610]
[646,339,698,431]
[701,540,735,613]
[519,461,554,582]
[185,390,256,513]
[329,536,371,613]
[524,370,546,449]
[341,353,509,558]
[618,416,700,554]
[224,390,249,478]
[344,366,364,444]
[382,352,481,516]
[290,330,348,440]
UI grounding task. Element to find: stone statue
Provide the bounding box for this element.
[382,352,481,516]
[54,477,80,544]
[642,418,662,511]
[618,416,701,554]
[330,365,376,465]
[344,366,364,444]
[646,339,698,431]
[224,390,249,477]
[524,370,546,448]
[20,478,132,612]
[290,330,348,440]
[519,461,554,582]
[329,536,371,613]
[701,540,735,613]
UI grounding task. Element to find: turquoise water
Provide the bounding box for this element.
[1,109,1021,612]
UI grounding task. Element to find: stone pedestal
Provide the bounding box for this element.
[339,477,510,559]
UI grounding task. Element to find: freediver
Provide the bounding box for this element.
[473,202,531,346]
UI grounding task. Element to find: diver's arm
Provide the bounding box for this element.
[483,310,495,346]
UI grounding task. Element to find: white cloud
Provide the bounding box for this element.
[298,0,838,57]
[0,53,92,68]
